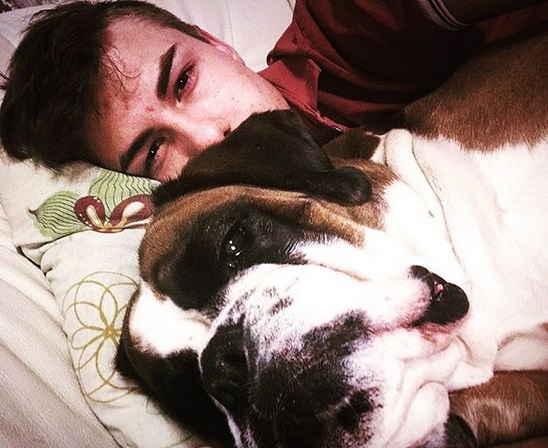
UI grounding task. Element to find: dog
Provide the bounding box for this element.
[116,26,548,448]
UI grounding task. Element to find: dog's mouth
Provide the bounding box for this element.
[410,265,469,326]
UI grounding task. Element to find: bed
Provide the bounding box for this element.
[0,1,546,448]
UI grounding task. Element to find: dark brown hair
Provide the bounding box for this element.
[0,0,205,169]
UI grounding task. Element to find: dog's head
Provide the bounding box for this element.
[116,111,470,448]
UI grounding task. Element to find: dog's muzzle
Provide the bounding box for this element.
[198,264,470,447]
[201,308,376,447]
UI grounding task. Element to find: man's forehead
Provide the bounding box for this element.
[101,20,155,79]
[89,19,165,126]
[97,16,200,107]
[104,15,190,53]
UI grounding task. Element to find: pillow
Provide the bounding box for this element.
[0,0,294,447]
[0,1,62,13]
[0,201,121,448]
[0,156,207,448]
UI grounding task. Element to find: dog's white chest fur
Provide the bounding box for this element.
[377,130,548,387]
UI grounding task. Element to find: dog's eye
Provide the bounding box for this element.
[220,223,252,270]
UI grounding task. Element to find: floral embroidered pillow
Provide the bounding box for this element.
[0,155,209,448]
[30,169,154,237]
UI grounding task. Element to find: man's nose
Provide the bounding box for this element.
[173,116,231,153]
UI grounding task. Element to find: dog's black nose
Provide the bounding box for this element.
[201,323,248,414]
[410,265,470,325]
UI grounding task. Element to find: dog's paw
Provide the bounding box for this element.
[322,128,381,160]
[312,166,372,205]
[443,414,478,448]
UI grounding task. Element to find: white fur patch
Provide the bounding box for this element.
[129,282,211,356]
[377,130,548,385]
[414,138,548,369]
[216,260,465,448]
[296,231,416,282]
[382,182,465,286]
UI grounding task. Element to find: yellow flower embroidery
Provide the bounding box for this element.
[63,271,138,403]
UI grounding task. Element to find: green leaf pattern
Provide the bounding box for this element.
[88,170,156,216]
[29,170,157,240]
[28,191,87,239]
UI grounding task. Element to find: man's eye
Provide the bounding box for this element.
[145,137,165,174]
[175,68,191,96]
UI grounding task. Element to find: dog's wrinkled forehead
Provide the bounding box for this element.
[138,110,387,316]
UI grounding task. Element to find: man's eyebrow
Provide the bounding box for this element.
[119,45,176,173]
[119,129,154,173]
[157,44,176,99]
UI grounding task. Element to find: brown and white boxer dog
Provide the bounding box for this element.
[116,26,548,448]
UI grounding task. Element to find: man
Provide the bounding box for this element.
[1,0,546,182]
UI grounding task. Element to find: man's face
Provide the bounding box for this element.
[86,18,289,182]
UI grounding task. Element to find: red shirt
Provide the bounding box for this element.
[259,0,548,142]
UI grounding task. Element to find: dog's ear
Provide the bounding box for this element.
[115,295,233,446]
[153,110,371,207]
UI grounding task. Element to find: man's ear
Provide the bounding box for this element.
[192,25,245,64]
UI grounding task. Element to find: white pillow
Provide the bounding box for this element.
[0,201,120,448]
[0,1,294,447]
[0,157,199,448]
